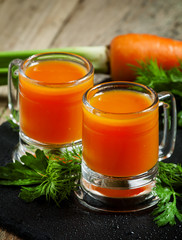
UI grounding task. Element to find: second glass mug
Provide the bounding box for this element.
[76,81,177,212]
[8,52,94,161]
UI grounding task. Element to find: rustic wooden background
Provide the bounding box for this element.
[0,0,182,239]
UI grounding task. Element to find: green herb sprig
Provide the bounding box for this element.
[131,60,182,127]
[132,60,182,96]
[0,148,82,206]
[152,161,182,227]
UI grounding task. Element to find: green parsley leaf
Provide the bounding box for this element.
[152,162,182,227]
[153,196,182,226]
[20,149,48,175]
[0,155,44,185]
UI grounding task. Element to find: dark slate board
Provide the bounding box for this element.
[0,122,182,240]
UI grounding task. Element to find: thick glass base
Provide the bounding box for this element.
[75,161,159,212]
[12,131,82,162]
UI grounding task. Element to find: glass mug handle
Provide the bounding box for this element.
[8,59,23,125]
[158,91,177,160]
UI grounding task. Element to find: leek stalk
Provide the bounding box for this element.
[0,46,110,85]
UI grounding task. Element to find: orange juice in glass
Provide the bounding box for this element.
[76,82,177,212]
[8,53,94,160]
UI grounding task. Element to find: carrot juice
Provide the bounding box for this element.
[82,85,159,177]
[19,54,94,145]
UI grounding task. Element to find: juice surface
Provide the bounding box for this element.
[90,90,152,113]
[25,61,86,84]
[19,60,93,144]
[82,90,159,177]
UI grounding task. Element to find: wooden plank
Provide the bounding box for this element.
[0,0,79,51]
[51,0,182,47]
[0,228,22,240]
[0,107,9,125]
[0,86,8,124]
[0,86,8,98]
[0,0,80,124]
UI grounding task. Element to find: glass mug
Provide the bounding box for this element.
[76,81,177,212]
[8,52,94,161]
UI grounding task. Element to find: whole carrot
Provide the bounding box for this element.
[1,33,182,84]
[110,33,182,81]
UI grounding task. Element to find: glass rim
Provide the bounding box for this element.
[83,81,159,115]
[19,52,94,86]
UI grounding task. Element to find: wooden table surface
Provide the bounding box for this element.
[0,0,182,239]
